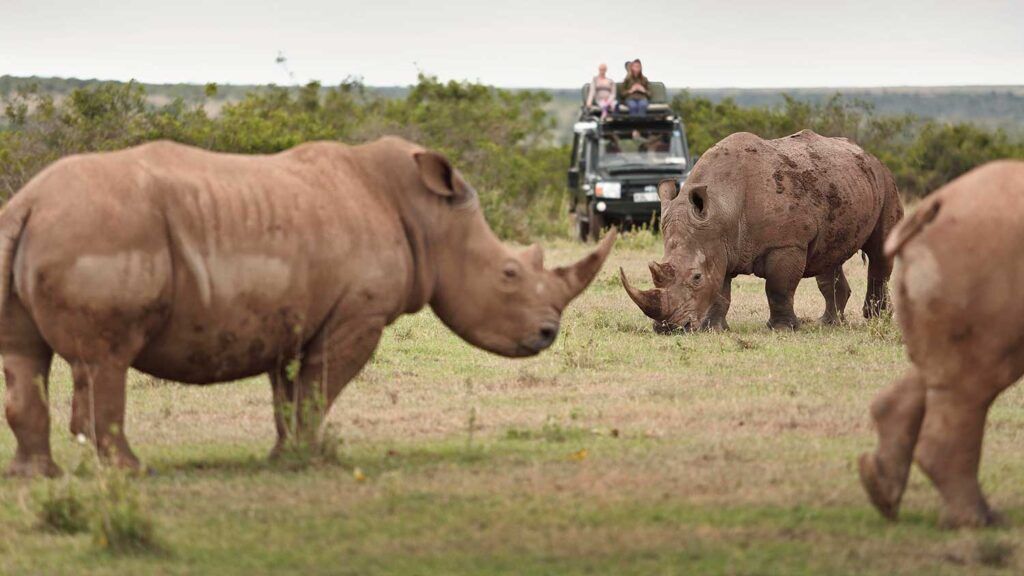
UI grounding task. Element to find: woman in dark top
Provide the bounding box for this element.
[619,59,650,116]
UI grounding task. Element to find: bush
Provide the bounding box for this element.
[672,91,1024,198]
[35,481,89,534]
[3,77,1023,240]
[1,75,568,242]
[90,470,161,554]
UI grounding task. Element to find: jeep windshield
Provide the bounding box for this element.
[598,128,686,169]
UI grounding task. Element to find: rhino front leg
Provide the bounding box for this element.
[858,368,925,520]
[816,266,851,325]
[914,387,997,528]
[705,276,732,330]
[763,248,805,331]
[269,314,385,459]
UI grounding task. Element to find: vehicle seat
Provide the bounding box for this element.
[614,81,671,114]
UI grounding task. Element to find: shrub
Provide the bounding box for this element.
[35,481,89,534]
[90,470,161,554]
[3,77,1022,240]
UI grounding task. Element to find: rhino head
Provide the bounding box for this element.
[413,150,616,356]
[621,179,732,333]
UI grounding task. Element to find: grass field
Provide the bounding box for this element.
[0,234,1021,575]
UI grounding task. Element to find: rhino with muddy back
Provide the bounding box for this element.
[0,137,615,476]
[859,160,1024,528]
[621,130,903,332]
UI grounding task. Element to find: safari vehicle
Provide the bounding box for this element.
[567,81,693,241]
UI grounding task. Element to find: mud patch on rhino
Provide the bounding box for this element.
[777,153,798,169]
[773,172,785,194]
[854,153,875,182]
[825,183,843,222]
[775,168,820,197]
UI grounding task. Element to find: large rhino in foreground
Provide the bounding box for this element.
[0,138,615,476]
[622,130,903,332]
[860,160,1024,528]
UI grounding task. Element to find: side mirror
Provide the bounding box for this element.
[567,167,580,189]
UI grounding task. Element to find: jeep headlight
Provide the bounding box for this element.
[594,181,622,199]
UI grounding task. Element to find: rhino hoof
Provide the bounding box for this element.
[858,453,899,521]
[819,313,846,326]
[939,503,1001,529]
[5,456,62,479]
[767,318,800,331]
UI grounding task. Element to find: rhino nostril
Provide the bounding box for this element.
[538,324,558,344]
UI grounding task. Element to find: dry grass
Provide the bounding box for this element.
[0,238,1021,575]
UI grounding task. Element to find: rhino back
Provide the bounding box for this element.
[14,141,413,383]
[693,130,891,277]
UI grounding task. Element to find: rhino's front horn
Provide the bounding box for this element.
[620,267,665,320]
[554,229,617,304]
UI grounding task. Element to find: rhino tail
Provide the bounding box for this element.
[0,199,32,318]
[883,199,941,259]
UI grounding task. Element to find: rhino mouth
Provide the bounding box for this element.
[652,316,711,335]
[514,320,561,355]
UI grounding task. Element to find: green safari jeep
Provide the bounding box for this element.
[567,81,694,242]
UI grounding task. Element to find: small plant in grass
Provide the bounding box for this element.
[273,392,343,469]
[865,309,902,345]
[975,536,1013,568]
[560,328,600,370]
[36,435,162,554]
[90,468,161,555]
[617,225,659,251]
[35,481,88,534]
[505,416,588,443]
[464,378,478,449]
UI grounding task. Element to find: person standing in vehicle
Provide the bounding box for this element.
[619,59,650,116]
[586,63,616,118]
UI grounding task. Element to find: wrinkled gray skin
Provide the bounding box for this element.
[622,130,903,332]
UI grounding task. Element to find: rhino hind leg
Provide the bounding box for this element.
[816,266,851,325]
[2,297,60,478]
[858,369,925,520]
[914,386,998,528]
[763,248,805,331]
[70,361,141,470]
[862,216,895,319]
[268,314,386,459]
[3,350,59,477]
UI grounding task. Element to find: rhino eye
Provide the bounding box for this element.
[502,264,520,280]
[692,272,703,283]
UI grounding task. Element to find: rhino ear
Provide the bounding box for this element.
[657,179,680,203]
[688,184,708,220]
[414,150,465,200]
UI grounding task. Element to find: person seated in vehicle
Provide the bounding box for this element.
[585,63,616,119]
[618,59,650,116]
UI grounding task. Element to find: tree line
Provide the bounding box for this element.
[2,77,1022,240]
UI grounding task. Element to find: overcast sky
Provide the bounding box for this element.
[2,0,1022,88]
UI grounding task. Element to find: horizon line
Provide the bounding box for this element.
[2,74,1023,93]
